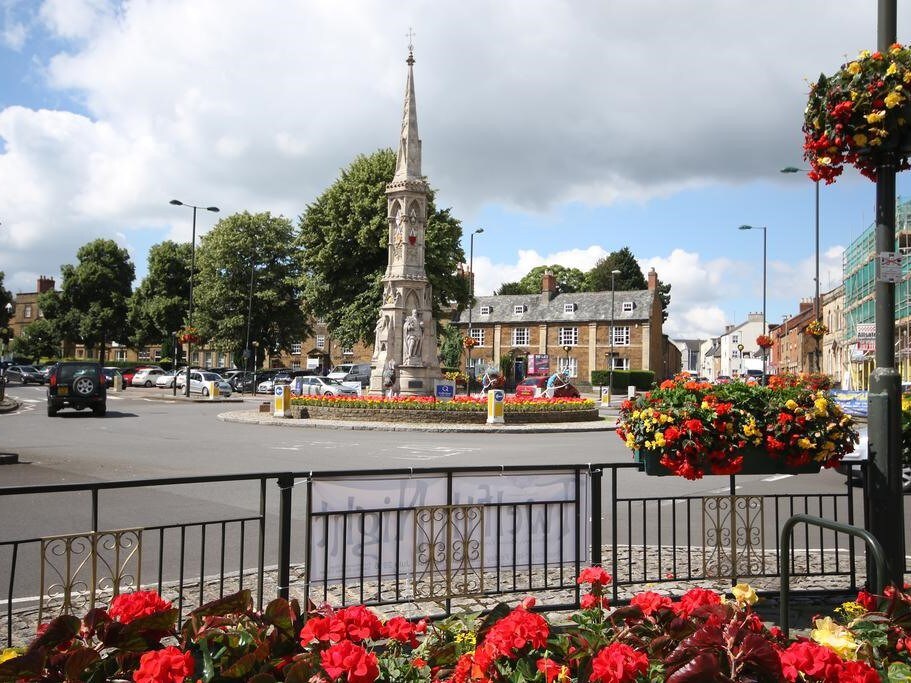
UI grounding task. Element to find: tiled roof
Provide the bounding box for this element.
[451,290,655,324]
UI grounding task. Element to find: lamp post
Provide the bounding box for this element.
[781,166,822,372]
[170,199,219,396]
[252,341,259,396]
[2,301,11,360]
[607,269,621,404]
[739,225,767,385]
[244,244,256,395]
[171,330,179,397]
[466,227,484,395]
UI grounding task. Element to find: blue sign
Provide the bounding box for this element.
[831,390,868,418]
[493,389,505,401]
[434,381,456,401]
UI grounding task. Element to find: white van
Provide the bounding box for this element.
[327,363,372,387]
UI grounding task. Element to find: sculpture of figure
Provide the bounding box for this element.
[373,315,389,359]
[383,360,399,398]
[546,369,572,398]
[403,309,423,364]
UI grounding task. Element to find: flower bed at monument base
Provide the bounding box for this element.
[3,570,910,682]
[289,395,600,424]
[291,404,600,423]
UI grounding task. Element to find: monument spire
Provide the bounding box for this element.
[393,40,422,183]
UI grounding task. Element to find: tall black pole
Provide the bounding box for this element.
[815,180,822,373]
[761,226,767,385]
[185,206,197,397]
[608,271,616,404]
[244,244,255,394]
[867,0,904,587]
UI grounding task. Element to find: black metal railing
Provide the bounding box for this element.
[1,462,903,646]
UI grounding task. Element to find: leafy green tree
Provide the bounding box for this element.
[10,317,60,360]
[298,148,468,348]
[585,247,647,291]
[0,272,12,329]
[496,265,586,296]
[128,241,192,348]
[39,239,134,362]
[193,211,307,366]
[494,282,525,295]
[438,322,463,368]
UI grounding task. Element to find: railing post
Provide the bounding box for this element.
[277,473,294,600]
[589,465,602,569]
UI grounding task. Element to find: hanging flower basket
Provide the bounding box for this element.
[178,326,200,345]
[756,334,773,349]
[804,43,911,183]
[462,336,477,349]
[635,446,822,476]
[805,320,829,339]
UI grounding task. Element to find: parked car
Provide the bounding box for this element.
[225,371,256,391]
[185,370,232,397]
[6,364,46,384]
[47,361,107,416]
[514,375,580,399]
[714,375,732,385]
[119,367,140,386]
[291,376,359,397]
[37,364,57,381]
[155,370,179,388]
[838,425,911,492]
[248,369,284,393]
[327,363,372,387]
[131,367,167,387]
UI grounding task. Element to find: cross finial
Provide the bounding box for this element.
[406,27,415,64]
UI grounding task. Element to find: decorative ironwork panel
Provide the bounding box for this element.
[702,496,765,578]
[413,505,483,599]
[40,528,142,622]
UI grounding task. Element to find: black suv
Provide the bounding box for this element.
[47,361,107,417]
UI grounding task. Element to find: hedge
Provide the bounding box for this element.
[590,369,655,391]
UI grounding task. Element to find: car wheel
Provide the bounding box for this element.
[145,380,153,387]
[904,466,911,493]
[202,387,209,397]
[93,405,107,417]
[74,376,96,396]
[47,404,57,417]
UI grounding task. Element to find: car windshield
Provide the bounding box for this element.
[201,372,220,380]
[322,378,343,385]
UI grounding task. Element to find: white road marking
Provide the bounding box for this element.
[269,441,362,451]
[762,474,793,482]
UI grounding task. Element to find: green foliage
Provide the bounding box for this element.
[493,281,525,295]
[584,247,646,292]
[0,272,12,329]
[438,323,463,368]
[591,369,655,390]
[39,239,135,361]
[128,241,192,348]
[516,264,586,294]
[298,149,468,349]
[193,212,308,366]
[9,317,60,360]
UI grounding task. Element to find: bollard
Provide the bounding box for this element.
[273,385,291,417]
[486,388,505,424]
[205,380,219,399]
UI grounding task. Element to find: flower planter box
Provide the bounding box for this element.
[635,448,822,476]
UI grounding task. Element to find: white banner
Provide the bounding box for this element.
[308,472,590,582]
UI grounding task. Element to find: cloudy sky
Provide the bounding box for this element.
[3,0,911,340]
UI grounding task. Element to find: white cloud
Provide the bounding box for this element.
[473,245,609,296]
[1,19,25,49]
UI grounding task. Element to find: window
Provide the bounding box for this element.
[558,327,578,345]
[316,335,326,349]
[732,334,740,344]
[563,303,576,313]
[610,356,629,371]
[138,348,150,360]
[291,342,302,355]
[470,328,485,345]
[291,361,301,370]
[558,356,578,378]
[611,326,630,345]
[512,327,529,346]
[622,302,633,312]
[513,305,525,315]
[115,349,127,361]
[205,352,213,367]
[24,305,31,318]
[154,349,162,361]
[732,350,740,359]
[342,348,354,356]
[76,348,84,358]
[480,306,491,315]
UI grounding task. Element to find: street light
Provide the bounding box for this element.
[466,227,484,395]
[1,301,12,362]
[781,166,822,372]
[170,199,219,396]
[251,341,259,396]
[244,244,257,395]
[739,225,768,384]
[171,331,179,397]
[608,269,621,405]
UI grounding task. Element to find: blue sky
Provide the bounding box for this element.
[3,0,911,340]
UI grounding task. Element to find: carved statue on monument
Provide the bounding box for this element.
[373,314,390,359]
[403,309,423,364]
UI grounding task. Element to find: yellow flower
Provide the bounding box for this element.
[797,437,815,450]
[815,398,829,416]
[902,396,911,412]
[859,50,871,59]
[731,583,758,606]
[632,410,640,419]
[866,110,887,124]
[785,399,798,410]
[871,137,883,146]
[905,71,911,84]
[887,62,899,77]
[837,601,867,622]
[455,630,477,649]
[847,61,862,75]
[810,616,858,659]
[625,433,636,448]
[885,90,904,108]
[817,156,832,166]
[0,648,20,664]
[853,133,868,146]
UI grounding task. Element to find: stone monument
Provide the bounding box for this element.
[369,47,441,395]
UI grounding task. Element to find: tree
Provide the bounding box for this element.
[128,241,192,348]
[10,317,60,360]
[298,149,468,348]
[0,272,12,329]
[496,265,586,296]
[39,239,134,362]
[494,282,525,295]
[438,323,463,368]
[193,211,307,367]
[584,248,647,292]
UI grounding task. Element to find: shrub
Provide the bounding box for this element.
[590,369,655,391]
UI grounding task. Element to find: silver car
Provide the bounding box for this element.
[291,376,358,397]
[185,370,232,397]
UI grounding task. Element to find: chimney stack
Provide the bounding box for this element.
[647,267,658,291]
[37,276,55,294]
[541,269,557,302]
